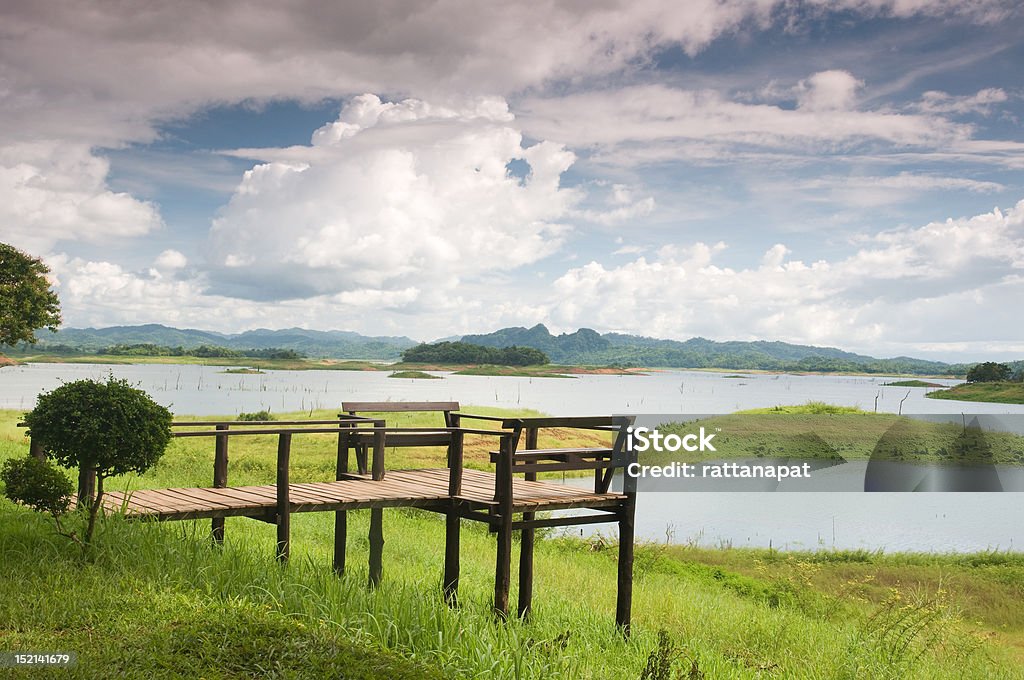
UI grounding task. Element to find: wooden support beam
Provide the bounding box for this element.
[368,508,384,588]
[518,426,538,619]
[443,417,463,606]
[276,432,291,563]
[29,436,45,462]
[77,467,96,509]
[494,435,514,620]
[616,499,636,636]
[368,426,385,588]
[334,425,349,576]
[211,424,229,544]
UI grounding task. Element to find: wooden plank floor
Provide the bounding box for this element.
[80,469,625,521]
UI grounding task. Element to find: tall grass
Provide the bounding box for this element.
[1,408,1022,678]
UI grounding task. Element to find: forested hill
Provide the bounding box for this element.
[461,324,969,376]
[28,325,417,360]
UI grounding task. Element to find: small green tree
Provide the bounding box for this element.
[965,362,1011,383]
[22,375,173,543]
[1,456,80,545]
[0,242,62,347]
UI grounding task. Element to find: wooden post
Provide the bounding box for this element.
[334,423,349,576]
[616,419,637,636]
[211,424,229,544]
[518,426,538,619]
[276,432,291,563]
[615,495,636,636]
[368,426,386,588]
[494,434,514,620]
[77,467,96,509]
[29,436,45,462]
[443,416,463,606]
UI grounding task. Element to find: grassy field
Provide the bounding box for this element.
[653,404,1024,465]
[883,380,945,388]
[2,408,1023,678]
[927,382,1024,405]
[388,370,443,379]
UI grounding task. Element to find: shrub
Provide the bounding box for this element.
[2,455,81,545]
[238,410,274,421]
[1,455,73,516]
[22,375,173,543]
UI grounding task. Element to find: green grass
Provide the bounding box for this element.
[927,382,1024,405]
[388,370,442,379]
[883,380,945,388]
[2,408,1023,678]
[650,403,1024,465]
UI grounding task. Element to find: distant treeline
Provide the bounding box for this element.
[402,341,549,366]
[38,343,306,360]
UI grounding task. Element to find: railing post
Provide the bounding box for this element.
[29,436,45,462]
[494,434,514,620]
[368,423,386,588]
[77,467,96,510]
[444,415,463,606]
[518,426,538,619]
[615,417,637,636]
[276,432,292,562]
[212,424,229,544]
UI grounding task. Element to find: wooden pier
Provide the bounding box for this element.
[57,403,638,630]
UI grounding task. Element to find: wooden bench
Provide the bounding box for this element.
[339,401,460,474]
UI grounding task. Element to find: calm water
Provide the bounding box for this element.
[2,362,1022,552]
[4,362,1023,416]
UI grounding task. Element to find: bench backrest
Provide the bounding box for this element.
[340,401,461,426]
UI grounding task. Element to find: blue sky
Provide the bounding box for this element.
[1,1,1023,361]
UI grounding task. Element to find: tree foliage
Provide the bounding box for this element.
[24,376,173,477]
[23,375,173,543]
[402,341,549,366]
[97,343,304,359]
[0,242,62,346]
[1,455,73,516]
[966,362,1011,383]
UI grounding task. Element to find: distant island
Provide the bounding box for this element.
[4,322,1024,378]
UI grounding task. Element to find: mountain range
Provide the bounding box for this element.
[32,324,417,360]
[20,322,995,375]
[462,324,968,375]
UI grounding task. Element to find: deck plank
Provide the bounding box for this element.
[83,468,623,521]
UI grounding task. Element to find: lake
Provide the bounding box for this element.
[2,362,1022,552]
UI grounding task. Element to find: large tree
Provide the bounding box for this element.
[965,361,1011,383]
[0,242,62,346]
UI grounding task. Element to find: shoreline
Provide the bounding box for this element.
[1,352,964,379]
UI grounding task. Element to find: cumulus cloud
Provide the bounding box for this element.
[153,249,188,271]
[0,142,163,252]
[795,70,863,111]
[546,200,1024,351]
[206,95,579,301]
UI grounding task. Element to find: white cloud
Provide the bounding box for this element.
[914,88,1009,115]
[0,142,163,252]
[206,95,579,300]
[545,200,1024,351]
[519,77,973,167]
[153,249,188,271]
[796,70,863,111]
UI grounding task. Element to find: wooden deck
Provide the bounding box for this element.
[40,408,638,631]
[83,468,625,521]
